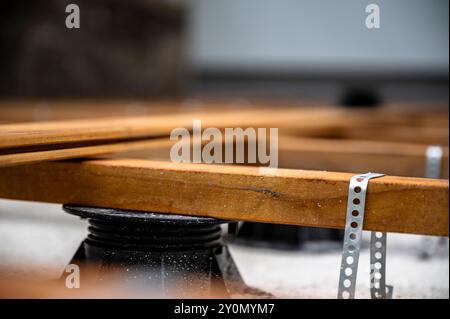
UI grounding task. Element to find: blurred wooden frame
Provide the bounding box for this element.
[106,135,449,178]
[0,100,447,237]
[0,102,448,167]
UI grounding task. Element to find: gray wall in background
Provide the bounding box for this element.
[188,0,449,77]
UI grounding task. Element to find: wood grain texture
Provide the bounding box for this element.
[0,159,447,236]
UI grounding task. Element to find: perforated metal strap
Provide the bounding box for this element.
[337,172,385,299]
[370,231,393,299]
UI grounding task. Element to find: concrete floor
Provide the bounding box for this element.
[0,199,448,298]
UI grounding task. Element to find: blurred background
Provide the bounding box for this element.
[0,0,448,103]
[0,0,448,298]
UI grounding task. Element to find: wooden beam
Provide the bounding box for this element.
[0,108,348,149]
[0,139,169,167]
[0,101,447,166]
[2,121,448,171]
[334,125,449,145]
[2,133,449,174]
[107,136,450,178]
[277,137,450,178]
[0,99,447,124]
[0,159,447,236]
[0,108,345,167]
[0,107,361,167]
[2,104,447,150]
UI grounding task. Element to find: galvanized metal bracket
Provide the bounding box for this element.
[337,172,386,299]
[370,231,393,299]
[420,146,444,259]
[426,145,443,179]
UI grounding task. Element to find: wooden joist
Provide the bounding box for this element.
[0,108,352,167]
[1,132,449,174]
[0,99,448,124]
[1,105,448,167]
[1,103,447,150]
[277,137,450,178]
[335,125,449,145]
[0,139,169,168]
[0,159,447,236]
[0,108,347,150]
[107,136,450,178]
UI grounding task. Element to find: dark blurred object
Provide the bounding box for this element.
[339,87,382,107]
[63,205,254,297]
[0,0,186,97]
[233,222,343,250]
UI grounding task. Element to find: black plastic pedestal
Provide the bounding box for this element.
[62,205,252,297]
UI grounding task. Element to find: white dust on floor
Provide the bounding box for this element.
[0,199,448,298]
